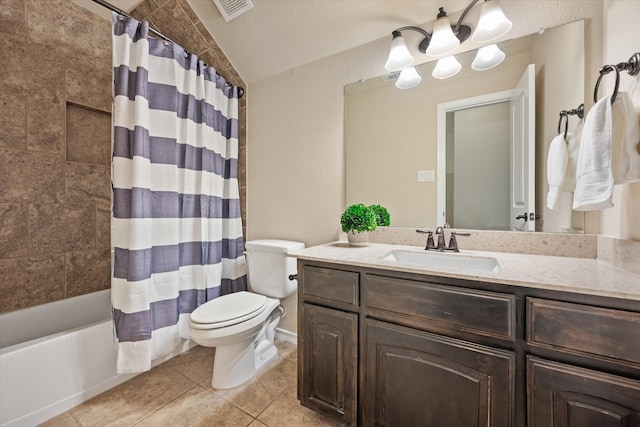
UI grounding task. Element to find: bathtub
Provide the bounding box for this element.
[0,290,194,427]
[0,290,129,426]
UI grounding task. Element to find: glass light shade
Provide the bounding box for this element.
[472,0,513,43]
[395,67,422,89]
[471,44,506,71]
[385,34,415,71]
[426,16,460,57]
[432,56,462,79]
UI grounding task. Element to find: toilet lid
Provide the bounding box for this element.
[190,291,267,326]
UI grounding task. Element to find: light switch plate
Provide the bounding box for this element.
[417,170,434,182]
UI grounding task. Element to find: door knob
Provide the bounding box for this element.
[515,213,528,221]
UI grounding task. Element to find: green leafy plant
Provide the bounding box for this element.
[340,204,377,234]
[369,204,391,227]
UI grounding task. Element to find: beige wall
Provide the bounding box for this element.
[601,0,640,240]
[247,1,605,247]
[247,1,606,333]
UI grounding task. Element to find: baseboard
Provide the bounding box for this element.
[275,328,297,344]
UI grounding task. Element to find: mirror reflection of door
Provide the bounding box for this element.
[509,64,536,231]
[446,102,511,230]
[438,64,536,231]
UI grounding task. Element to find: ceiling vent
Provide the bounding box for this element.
[211,0,254,22]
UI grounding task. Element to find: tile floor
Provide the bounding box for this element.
[40,339,344,427]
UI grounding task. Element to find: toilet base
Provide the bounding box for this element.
[212,338,257,389]
[210,303,283,390]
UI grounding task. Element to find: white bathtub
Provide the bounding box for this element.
[0,290,197,426]
[0,290,136,426]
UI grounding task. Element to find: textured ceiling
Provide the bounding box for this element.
[77,0,477,85]
[187,0,474,84]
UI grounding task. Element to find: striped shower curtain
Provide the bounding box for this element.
[111,13,247,373]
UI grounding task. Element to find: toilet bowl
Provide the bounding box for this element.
[188,239,304,389]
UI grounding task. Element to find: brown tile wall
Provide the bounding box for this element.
[0,0,247,314]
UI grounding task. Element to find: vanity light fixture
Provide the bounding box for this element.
[471,43,506,70]
[432,56,462,79]
[384,0,512,72]
[395,66,423,89]
[471,0,513,43]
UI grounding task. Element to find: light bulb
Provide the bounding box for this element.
[385,33,414,71]
[472,0,512,43]
[426,9,460,57]
[432,56,462,79]
[471,44,506,71]
[395,67,422,89]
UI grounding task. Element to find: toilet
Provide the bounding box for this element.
[189,239,304,389]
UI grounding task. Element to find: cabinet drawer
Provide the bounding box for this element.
[527,298,640,365]
[301,266,359,310]
[364,274,516,341]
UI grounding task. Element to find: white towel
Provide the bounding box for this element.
[573,96,614,211]
[546,132,581,210]
[611,92,640,183]
[565,130,581,189]
[546,134,569,210]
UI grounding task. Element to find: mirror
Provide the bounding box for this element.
[345,20,585,232]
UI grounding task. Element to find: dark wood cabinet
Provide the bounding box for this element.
[363,319,515,427]
[299,303,358,425]
[297,259,640,427]
[528,357,640,427]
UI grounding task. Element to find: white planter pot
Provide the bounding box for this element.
[347,231,369,247]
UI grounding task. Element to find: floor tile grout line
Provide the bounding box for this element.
[162,364,261,424]
[129,382,202,427]
[252,380,291,424]
[66,410,83,427]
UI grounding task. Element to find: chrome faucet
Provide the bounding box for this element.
[416,227,471,252]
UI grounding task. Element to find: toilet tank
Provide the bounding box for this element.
[245,239,305,298]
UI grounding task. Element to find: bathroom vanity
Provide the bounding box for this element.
[293,243,640,427]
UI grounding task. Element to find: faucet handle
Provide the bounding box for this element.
[447,231,471,252]
[425,231,436,250]
[452,231,471,237]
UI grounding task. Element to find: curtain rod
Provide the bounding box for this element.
[91,0,245,98]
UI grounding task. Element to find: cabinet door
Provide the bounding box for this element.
[528,356,640,427]
[300,303,358,426]
[363,319,515,427]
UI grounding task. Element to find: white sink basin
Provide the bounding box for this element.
[382,250,501,272]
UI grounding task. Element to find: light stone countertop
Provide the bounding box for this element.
[289,242,640,301]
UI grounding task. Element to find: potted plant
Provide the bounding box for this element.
[341,203,377,246]
[369,204,391,227]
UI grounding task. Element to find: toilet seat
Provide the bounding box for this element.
[190,291,268,330]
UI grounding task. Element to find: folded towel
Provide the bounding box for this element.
[611,91,640,183]
[573,96,613,211]
[546,131,581,210]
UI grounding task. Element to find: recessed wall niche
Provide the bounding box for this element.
[66,102,111,165]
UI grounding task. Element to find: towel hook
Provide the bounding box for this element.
[594,64,620,104]
[556,104,584,141]
[593,52,640,104]
[557,112,569,140]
